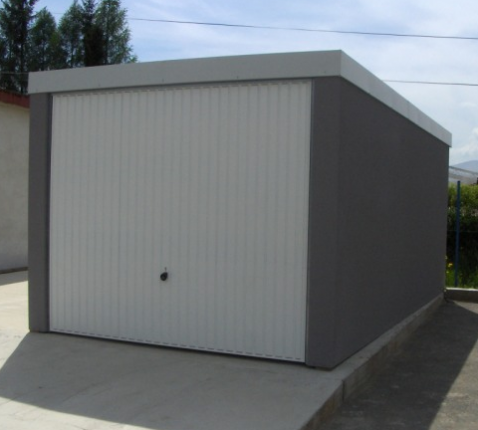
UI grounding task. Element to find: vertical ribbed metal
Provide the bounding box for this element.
[50,80,311,361]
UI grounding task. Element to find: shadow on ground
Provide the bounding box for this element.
[1,300,477,430]
[0,330,324,430]
[0,271,28,286]
[321,300,478,430]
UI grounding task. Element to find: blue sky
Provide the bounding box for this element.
[37,0,478,165]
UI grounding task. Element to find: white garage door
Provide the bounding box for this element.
[50,80,311,361]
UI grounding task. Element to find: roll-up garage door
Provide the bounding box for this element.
[49,80,311,361]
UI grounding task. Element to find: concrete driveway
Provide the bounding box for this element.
[1,271,341,430]
[0,271,446,430]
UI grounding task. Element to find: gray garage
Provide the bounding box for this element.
[28,50,450,368]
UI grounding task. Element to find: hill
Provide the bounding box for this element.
[453,160,478,172]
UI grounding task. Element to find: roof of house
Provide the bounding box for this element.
[0,90,29,109]
[28,50,451,146]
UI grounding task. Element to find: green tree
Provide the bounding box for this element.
[95,0,136,64]
[83,22,104,66]
[57,0,84,68]
[0,36,6,80]
[48,28,64,70]
[82,0,95,26]
[28,7,57,71]
[81,0,104,66]
[0,0,137,81]
[0,0,38,93]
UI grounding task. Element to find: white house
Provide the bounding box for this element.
[0,90,29,272]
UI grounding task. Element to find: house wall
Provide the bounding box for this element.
[306,77,449,368]
[0,98,29,272]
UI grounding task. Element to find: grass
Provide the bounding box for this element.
[446,258,478,289]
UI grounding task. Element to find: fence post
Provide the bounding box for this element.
[454,181,461,287]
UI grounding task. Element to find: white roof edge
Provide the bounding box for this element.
[28,50,451,145]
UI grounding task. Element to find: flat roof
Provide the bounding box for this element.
[28,50,451,145]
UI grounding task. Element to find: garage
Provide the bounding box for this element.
[29,51,451,368]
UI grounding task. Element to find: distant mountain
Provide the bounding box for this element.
[453,160,478,172]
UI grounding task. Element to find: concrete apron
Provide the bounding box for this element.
[0,272,442,430]
[446,288,478,303]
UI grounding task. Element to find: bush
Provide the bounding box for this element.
[447,183,478,287]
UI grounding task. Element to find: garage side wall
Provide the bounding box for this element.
[28,93,51,332]
[307,77,449,368]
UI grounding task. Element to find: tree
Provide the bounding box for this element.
[0,0,38,93]
[57,0,84,68]
[83,22,104,66]
[48,28,64,70]
[82,0,95,27]
[81,0,104,66]
[95,0,136,64]
[28,7,57,71]
[0,36,6,82]
[0,0,137,84]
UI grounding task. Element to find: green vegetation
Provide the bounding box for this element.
[0,0,136,94]
[0,0,37,93]
[447,183,478,288]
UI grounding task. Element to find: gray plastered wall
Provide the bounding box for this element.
[306,77,449,368]
[28,93,51,332]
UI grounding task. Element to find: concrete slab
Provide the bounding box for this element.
[0,272,441,430]
[446,287,478,303]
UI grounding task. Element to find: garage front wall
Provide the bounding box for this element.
[49,80,312,361]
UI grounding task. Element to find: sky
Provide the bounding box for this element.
[36,0,478,165]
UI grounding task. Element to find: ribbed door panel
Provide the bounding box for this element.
[50,81,311,361]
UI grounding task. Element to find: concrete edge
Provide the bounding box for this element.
[300,385,344,430]
[446,288,478,303]
[300,294,443,428]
